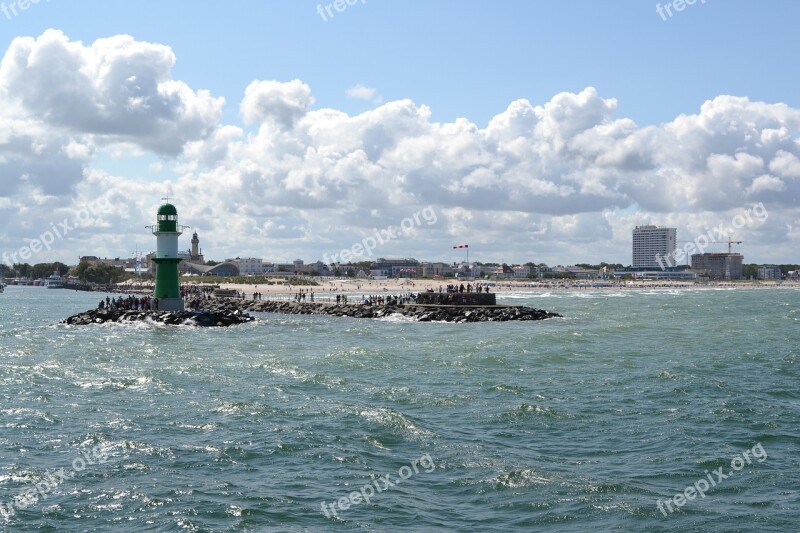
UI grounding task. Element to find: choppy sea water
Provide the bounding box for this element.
[0,285,798,532]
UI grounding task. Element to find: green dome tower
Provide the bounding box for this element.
[148,202,185,311]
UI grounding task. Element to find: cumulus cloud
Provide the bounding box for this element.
[0,116,89,197]
[241,79,314,128]
[0,30,223,156]
[1,30,799,265]
[347,84,376,100]
[170,86,800,263]
[346,84,382,104]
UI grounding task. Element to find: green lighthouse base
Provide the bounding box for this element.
[152,257,184,312]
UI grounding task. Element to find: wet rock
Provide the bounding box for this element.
[63,308,255,327]
[194,299,561,323]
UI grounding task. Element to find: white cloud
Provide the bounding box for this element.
[1,31,799,266]
[241,79,314,128]
[346,84,381,103]
[0,30,223,156]
[747,174,786,195]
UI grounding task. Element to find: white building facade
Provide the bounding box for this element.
[632,225,677,268]
[230,257,263,275]
[757,265,782,280]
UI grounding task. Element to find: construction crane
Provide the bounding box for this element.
[675,241,696,267]
[723,238,743,281]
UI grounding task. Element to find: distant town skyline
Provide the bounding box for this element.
[1,2,799,267]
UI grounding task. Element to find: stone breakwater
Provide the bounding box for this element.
[63,308,255,327]
[200,299,561,322]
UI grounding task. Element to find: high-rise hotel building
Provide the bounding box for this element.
[632,225,677,268]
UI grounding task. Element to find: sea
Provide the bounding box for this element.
[0,284,798,532]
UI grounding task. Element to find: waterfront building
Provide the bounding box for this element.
[229,257,263,276]
[565,266,599,279]
[495,264,514,278]
[691,253,744,280]
[80,255,151,271]
[274,263,295,273]
[371,258,420,278]
[271,260,329,276]
[633,225,677,268]
[421,262,452,278]
[757,265,783,280]
[513,265,532,278]
[183,262,240,277]
[307,261,332,276]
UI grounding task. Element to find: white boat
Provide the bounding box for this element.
[45,272,65,289]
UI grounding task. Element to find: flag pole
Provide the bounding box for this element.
[453,244,470,280]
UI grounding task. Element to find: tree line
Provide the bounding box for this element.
[0,261,130,284]
[1,262,69,279]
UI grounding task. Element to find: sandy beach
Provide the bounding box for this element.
[173,277,797,299]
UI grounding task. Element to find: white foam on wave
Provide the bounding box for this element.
[376,313,419,323]
[498,291,559,299]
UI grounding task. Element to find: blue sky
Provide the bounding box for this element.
[1,1,799,266]
[6,0,796,128]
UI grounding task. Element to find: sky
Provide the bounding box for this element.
[1,0,799,268]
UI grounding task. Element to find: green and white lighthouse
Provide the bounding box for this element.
[148,201,185,311]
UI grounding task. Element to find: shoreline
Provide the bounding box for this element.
[199,278,799,297]
[40,277,799,297]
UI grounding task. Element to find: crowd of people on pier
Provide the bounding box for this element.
[181,285,215,297]
[98,295,156,310]
[441,283,490,294]
[96,287,492,311]
[361,293,418,306]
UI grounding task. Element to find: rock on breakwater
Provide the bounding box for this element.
[63,308,255,327]
[200,299,561,323]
